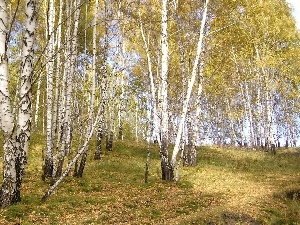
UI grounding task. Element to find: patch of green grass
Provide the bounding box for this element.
[0,134,300,224]
[181,200,206,211]
[151,209,162,219]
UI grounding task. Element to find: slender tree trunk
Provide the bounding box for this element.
[184,113,197,167]
[255,45,275,153]
[0,0,17,207]
[135,96,139,142]
[171,0,209,168]
[42,104,104,201]
[75,0,98,177]
[159,0,173,181]
[94,1,109,160]
[145,102,153,183]
[244,82,255,146]
[139,11,160,146]
[117,1,125,141]
[190,66,204,152]
[57,0,81,177]
[33,75,41,129]
[15,0,37,201]
[52,0,63,136]
[106,95,115,151]
[226,99,239,145]
[0,0,37,207]
[55,0,71,177]
[44,0,55,179]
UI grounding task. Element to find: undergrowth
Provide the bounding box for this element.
[0,133,299,224]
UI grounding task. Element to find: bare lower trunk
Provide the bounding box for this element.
[0,136,18,207]
[184,115,197,167]
[76,151,87,177]
[33,76,41,129]
[106,131,113,151]
[145,141,151,183]
[0,0,37,207]
[42,104,103,201]
[0,6,15,207]
[94,129,103,160]
[160,139,174,181]
[159,0,173,181]
[171,0,209,167]
[44,0,55,179]
[160,157,174,181]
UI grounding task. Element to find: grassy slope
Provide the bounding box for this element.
[0,133,299,224]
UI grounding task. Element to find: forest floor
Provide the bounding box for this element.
[0,133,300,224]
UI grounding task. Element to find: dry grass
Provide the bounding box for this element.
[0,134,300,224]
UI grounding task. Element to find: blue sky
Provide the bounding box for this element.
[286,0,300,29]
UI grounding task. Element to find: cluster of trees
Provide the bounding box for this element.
[0,0,299,206]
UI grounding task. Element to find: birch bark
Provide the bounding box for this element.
[44,0,55,178]
[76,0,98,176]
[0,0,37,206]
[184,64,204,167]
[255,45,275,152]
[57,0,81,176]
[0,0,17,206]
[42,103,105,201]
[117,0,125,141]
[55,0,71,176]
[33,75,41,129]
[52,0,63,137]
[139,12,160,146]
[15,0,37,200]
[171,0,209,168]
[159,0,173,180]
[94,1,109,160]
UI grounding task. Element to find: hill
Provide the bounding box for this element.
[0,134,300,224]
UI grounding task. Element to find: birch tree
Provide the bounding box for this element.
[43,0,55,179]
[171,0,209,174]
[75,0,98,177]
[0,0,37,207]
[57,0,81,176]
[15,0,37,198]
[159,0,173,180]
[0,0,17,207]
[94,0,110,160]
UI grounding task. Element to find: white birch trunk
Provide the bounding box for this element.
[184,63,204,166]
[33,74,41,129]
[160,0,173,180]
[255,46,275,151]
[94,2,110,160]
[139,13,160,146]
[135,96,139,142]
[242,81,255,146]
[52,0,63,136]
[42,103,105,201]
[106,96,115,151]
[0,0,17,206]
[55,0,71,172]
[63,0,80,160]
[89,0,98,127]
[171,0,209,167]
[266,88,275,149]
[1,0,37,206]
[254,55,263,146]
[15,0,37,196]
[226,99,239,144]
[44,0,55,178]
[94,69,108,160]
[117,1,125,141]
[75,0,98,176]
[57,0,81,176]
